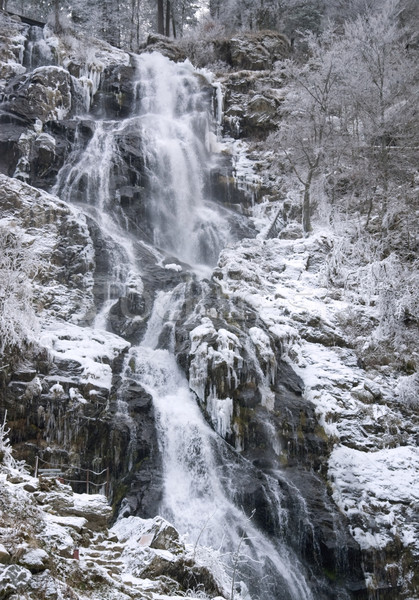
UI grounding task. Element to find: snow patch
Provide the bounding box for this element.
[41,321,129,394]
[330,445,419,551]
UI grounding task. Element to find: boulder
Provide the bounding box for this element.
[220,69,283,139]
[2,66,74,123]
[67,493,112,530]
[217,31,290,71]
[140,33,187,63]
[19,548,49,573]
[0,544,10,565]
[149,517,180,551]
[0,564,32,598]
[140,554,223,597]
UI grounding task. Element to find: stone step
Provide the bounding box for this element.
[93,543,124,552]
[82,550,122,560]
[105,566,122,575]
[80,552,124,563]
[95,558,124,567]
[83,550,101,558]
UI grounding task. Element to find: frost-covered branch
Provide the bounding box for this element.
[0,223,40,365]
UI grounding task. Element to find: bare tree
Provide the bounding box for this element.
[338,0,418,211]
[270,30,344,232]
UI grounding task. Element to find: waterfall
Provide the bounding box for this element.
[52,50,315,599]
[133,52,229,266]
[53,52,230,324]
[126,289,314,600]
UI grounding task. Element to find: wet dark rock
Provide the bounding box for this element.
[2,67,74,123]
[208,152,259,211]
[91,64,136,118]
[124,382,152,412]
[0,121,24,175]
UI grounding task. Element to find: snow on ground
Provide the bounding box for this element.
[214,227,419,555]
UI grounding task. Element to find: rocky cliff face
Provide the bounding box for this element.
[0,12,418,600]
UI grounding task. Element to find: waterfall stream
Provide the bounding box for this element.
[52,51,314,599]
[126,288,314,600]
[132,53,229,267]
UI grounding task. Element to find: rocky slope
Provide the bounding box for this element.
[0,10,418,600]
[0,444,231,599]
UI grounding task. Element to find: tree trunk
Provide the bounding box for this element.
[165,0,171,36]
[172,13,177,38]
[157,0,164,34]
[302,167,314,234]
[54,0,60,33]
[209,0,220,19]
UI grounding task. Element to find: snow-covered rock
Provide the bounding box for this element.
[41,320,130,396]
[0,460,231,599]
[19,548,49,572]
[207,228,419,595]
[0,564,32,597]
[0,174,95,325]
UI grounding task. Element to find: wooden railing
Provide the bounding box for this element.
[34,456,110,497]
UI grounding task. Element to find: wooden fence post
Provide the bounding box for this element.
[106,467,110,498]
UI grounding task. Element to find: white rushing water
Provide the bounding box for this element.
[126,288,313,600]
[133,52,229,267]
[53,50,313,598]
[54,52,230,320]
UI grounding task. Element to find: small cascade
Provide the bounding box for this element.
[53,120,142,324]
[23,25,54,70]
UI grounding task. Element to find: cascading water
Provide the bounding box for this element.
[125,289,314,600]
[23,26,54,69]
[53,50,315,599]
[54,52,230,325]
[133,52,229,267]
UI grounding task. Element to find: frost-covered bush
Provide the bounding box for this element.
[0,413,14,468]
[396,373,418,408]
[178,18,230,69]
[325,225,418,326]
[0,224,39,366]
[0,412,26,472]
